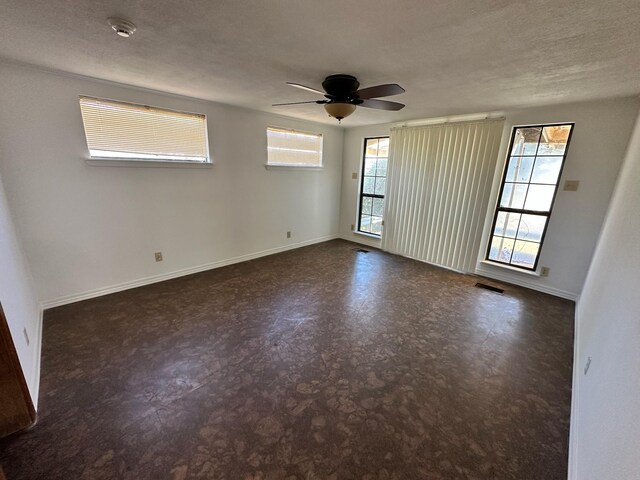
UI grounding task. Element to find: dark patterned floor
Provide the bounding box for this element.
[0,240,574,479]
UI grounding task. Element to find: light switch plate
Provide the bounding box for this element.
[564,180,580,191]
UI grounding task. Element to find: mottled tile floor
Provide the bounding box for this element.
[0,240,574,479]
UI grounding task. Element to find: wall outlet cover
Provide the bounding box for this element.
[564,180,580,191]
[286,231,291,238]
[154,252,163,262]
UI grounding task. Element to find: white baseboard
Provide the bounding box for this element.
[567,302,581,480]
[475,266,578,301]
[41,234,339,309]
[28,307,43,409]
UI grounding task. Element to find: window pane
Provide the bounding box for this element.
[374,177,386,195]
[377,138,389,157]
[372,197,384,216]
[376,157,388,176]
[524,185,555,211]
[363,176,375,194]
[506,156,535,183]
[488,236,515,263]
[530,157,563,184]
[361,196,372,215]
[510,127,542,156]
[365,139,379,157]
[360,215,371,232]
[500,183,528,209]
[537,125,572,155]
[494,211,520,238]
[516,214,547,242]
[364,157,376,176]
[511,240,540,269]
[371,217,383,235]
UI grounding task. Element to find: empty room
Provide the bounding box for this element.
[0,1,639,479]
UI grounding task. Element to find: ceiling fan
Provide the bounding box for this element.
[273,74,405,122]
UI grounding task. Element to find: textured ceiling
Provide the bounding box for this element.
[1,0,639,126]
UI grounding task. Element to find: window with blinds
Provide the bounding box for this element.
[79,97,210,163]
[266,127,323,167]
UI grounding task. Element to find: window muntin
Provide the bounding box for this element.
[358,137,389,236]
[486,123,574,270]
[266,127,323,167]
[79,97,209,163]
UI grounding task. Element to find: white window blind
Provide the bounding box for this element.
[382,119,504,272]
[79,97,209,163]
[266,127,323,167]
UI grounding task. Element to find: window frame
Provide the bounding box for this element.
[357,136,389,237]
[265,126,324,169]
[485,122,575,271]
[79,95,211,165]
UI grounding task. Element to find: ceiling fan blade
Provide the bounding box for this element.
[359,98,405,111]
[286,82,326,96]
[355,84,405,100]
[272,100,327,106]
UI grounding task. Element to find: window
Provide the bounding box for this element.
[79,97,209,163]
[358,137,389,236]
[266,127,323,167]
[486,123,574,270]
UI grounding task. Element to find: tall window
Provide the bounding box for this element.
[358,137,389,236]
[487,123,574,270]
[79,97,209,163]
[266,127,323,167]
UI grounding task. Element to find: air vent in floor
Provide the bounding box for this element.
[475,282,504,294]
[353,248,370,253]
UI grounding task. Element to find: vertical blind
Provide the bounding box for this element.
[266,127,323,166]
[79,97,209,162]
[381,119,504,272]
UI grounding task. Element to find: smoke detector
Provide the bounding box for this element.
[107,17,136,38]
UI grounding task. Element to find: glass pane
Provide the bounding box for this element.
[371,216,383,235]
[516,214,547,242]
[365,138,379,157]
[524,184,556,211]
[374,177,386,195]
[511,240,540,269]
[364,157,376,176]
[494,211,520,238]
[537,125,572,156]
[372,197,384,216]
[377,138,389,158]
[363,176,375,194]
[505,156,535,183]
[500,183,528,209]
[361,196,372,215]
[360,215,371,232]
[510,127,542,156]
[488,236,514,263]
[376,158,388,177]
[530,157,563,184]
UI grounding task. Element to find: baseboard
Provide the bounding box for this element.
[28,307,43,410]
[41,234,339,309]
[339,233,382,249]
[567,301,581,480]
[474,266,578,301]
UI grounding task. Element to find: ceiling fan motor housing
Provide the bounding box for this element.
[321,74,360,99]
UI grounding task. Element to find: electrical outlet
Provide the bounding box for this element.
[540,266,550,277]
[584,356,592,375]
[352,172,358,180]
[563,180,580,191]
[154,251,163,262]
[286,231,291,239]
[23,328,29,346]
[351,224,355,231]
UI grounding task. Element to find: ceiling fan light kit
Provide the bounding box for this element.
[273,74,405,123]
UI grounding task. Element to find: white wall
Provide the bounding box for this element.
[0,62,344,306]
[339,98,639,299]
[0,168,41,405]
[568,106,640,480]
